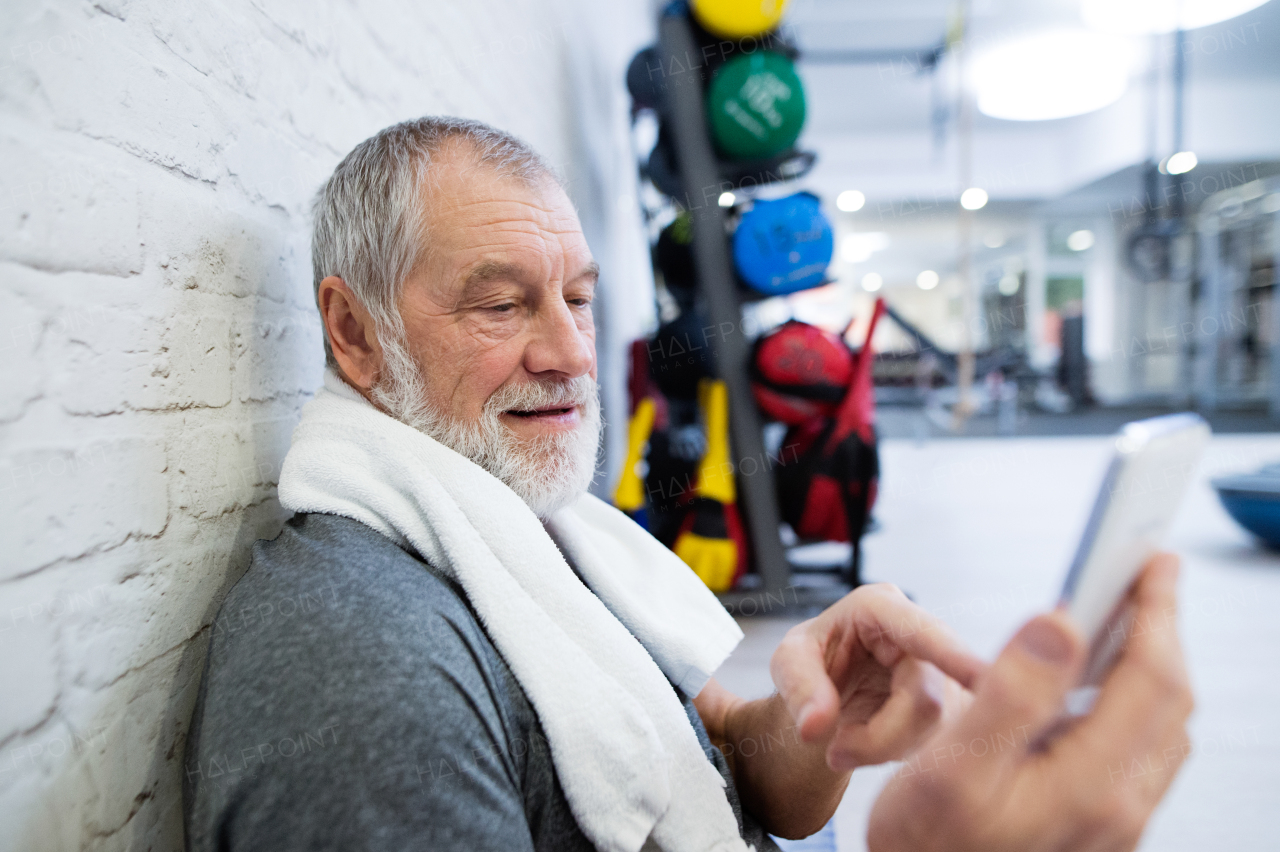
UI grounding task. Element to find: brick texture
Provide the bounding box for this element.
[0,1,656,848]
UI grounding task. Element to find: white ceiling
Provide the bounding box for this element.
[783,0,1280,202]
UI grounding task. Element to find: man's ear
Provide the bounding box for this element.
[318,276,382,390]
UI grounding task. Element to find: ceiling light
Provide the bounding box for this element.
[983,232,1006,248]
[1067,229,1095,251]
[861,272,883,292]
[960,187,988,210]
[1160,151,1198,175]
[1082,0,1271,34]
[998,274,1021,295]
[972,30,1135,121]
[840,232,890,263]
[836,190,866,212]
[917,270,940,290]
[718,191,736,207]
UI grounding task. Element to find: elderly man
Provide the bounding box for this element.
[184,117,1193,852]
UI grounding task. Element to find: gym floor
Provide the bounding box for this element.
[875,403,1280,440]
[715,432,1280,852]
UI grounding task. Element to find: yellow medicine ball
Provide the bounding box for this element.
[691,0,790,39]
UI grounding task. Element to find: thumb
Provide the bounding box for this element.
[925,612,1085,788]
[770,622,842,742]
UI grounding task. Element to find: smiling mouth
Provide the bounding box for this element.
[507,406,576,418]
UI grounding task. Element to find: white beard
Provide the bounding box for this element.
[370,334,602,519]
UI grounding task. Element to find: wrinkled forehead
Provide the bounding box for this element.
[415,145,589,285]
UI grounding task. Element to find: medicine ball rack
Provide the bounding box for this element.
[655,8,852,614]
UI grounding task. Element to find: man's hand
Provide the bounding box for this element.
[770,583,986,772]
[868,554,1194,852]
[698,583,983,839]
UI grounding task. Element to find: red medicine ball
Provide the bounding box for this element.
[750,320,853,425]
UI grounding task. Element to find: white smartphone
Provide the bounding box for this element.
[1058,413,1210,693]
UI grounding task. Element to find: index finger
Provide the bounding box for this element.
[771,584,985,740]
[844,584,988,689]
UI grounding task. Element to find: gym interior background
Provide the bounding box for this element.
[0,1,1277,851]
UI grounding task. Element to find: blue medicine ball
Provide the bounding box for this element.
[732,193,833,296]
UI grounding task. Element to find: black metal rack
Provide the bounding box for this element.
[656,11,851,614]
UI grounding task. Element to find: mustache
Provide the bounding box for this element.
[485,376,597,414]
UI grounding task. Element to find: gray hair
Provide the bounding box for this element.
[310,116,558,366]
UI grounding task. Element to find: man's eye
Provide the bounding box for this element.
[490,303,516,313]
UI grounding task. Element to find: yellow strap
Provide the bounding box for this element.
[612,397,657,512]
[673,530,738,593]
[693,380,735,503]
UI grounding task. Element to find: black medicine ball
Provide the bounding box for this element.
[648,309,716,401]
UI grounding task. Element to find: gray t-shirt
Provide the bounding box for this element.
[184,513,781,851]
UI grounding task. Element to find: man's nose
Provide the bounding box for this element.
[523,299,594,378]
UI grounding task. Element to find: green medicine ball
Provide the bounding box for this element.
[706,51,806,161]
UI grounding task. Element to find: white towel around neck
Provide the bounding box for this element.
[277,370,752,852]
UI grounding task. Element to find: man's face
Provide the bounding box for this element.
[398,147,598,440]
[368,145,601,516]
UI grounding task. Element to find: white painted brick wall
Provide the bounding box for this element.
[0,1,657,848]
